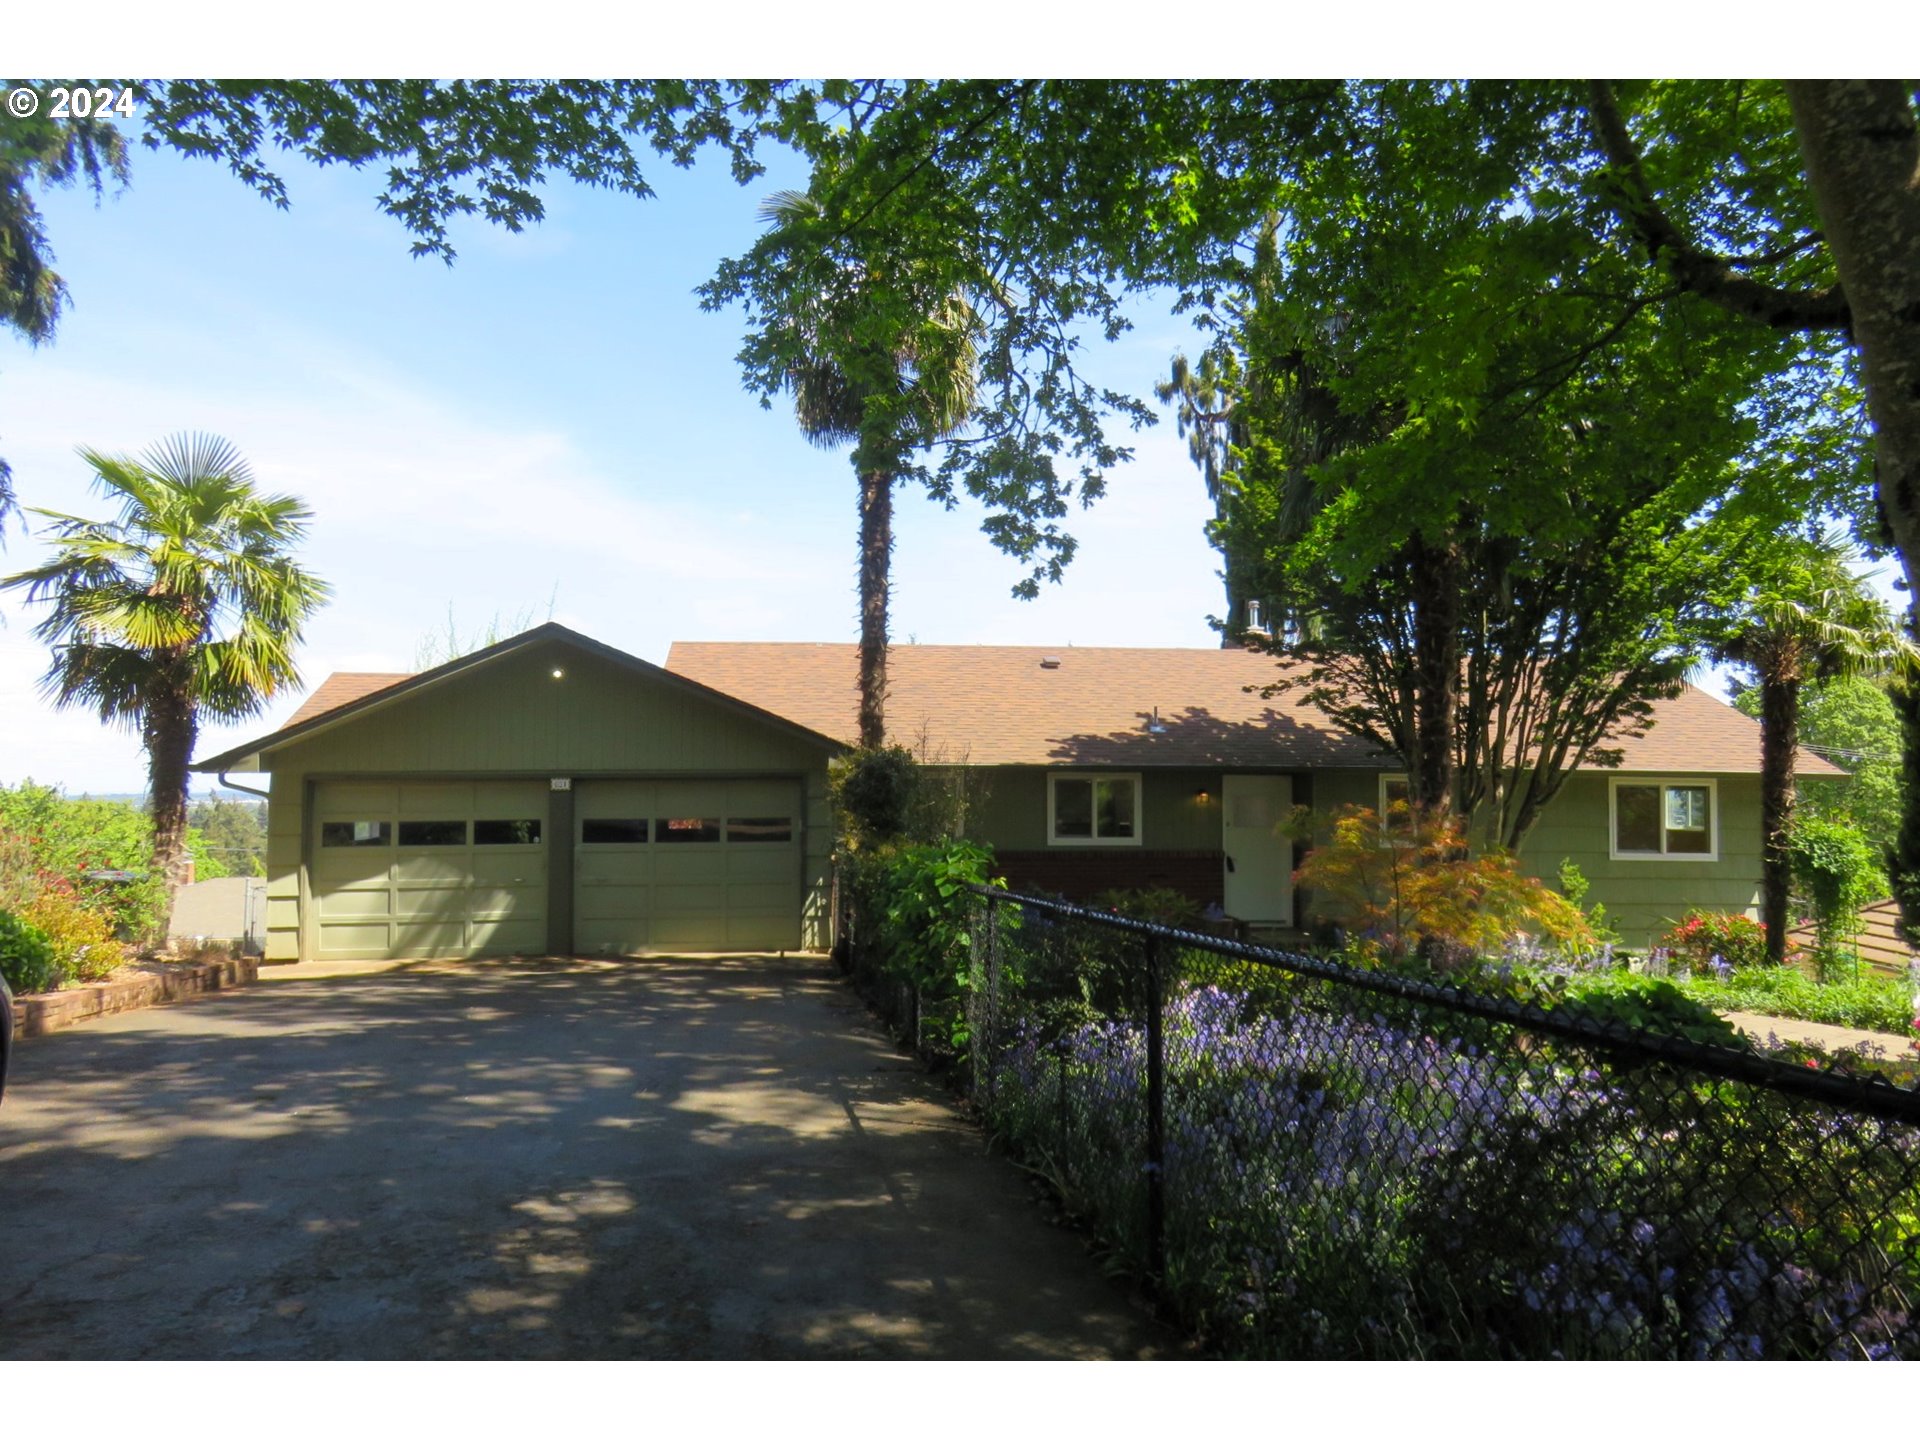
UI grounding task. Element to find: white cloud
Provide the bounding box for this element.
[0,339,854,790]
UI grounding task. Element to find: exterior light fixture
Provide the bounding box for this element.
[1195,788,1211,804]
[551,667,565,680]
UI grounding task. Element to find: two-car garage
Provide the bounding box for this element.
[309,777,806,960]
[203,627,839,964]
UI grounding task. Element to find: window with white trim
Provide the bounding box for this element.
[1378,773,1413,836]
[1048,772,1142,846]
[1610,779,1717,860]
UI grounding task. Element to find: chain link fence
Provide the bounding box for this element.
[938,887,1920,1359]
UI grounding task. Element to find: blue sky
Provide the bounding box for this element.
[1,104,1228,793]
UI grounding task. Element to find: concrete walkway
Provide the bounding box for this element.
[0,955,1168,1360]
[1725,1009,1919,1057]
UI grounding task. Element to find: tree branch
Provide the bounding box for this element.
[1586,80,1851,333]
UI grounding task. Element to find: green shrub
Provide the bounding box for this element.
[1088,886,1204,928]
[830,745,989,853]
[841,837,1007,1053]
[832,746,921,845]
[1656,910,1769,971]
[1790,816,1886,980]
[0,908,58,995]
[875,838,1001,1006]
[1554,978,1748,1050]
[1690,965,1916,1035]
[23,886,123,983]
[0,782,170,943]
[1555,859,1619,963]
[1560,962,1917,1038]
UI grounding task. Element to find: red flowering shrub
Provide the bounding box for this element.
[1656,910,1770,972]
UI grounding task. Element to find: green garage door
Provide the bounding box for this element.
[312,781,548,960]
[575,778,802,953]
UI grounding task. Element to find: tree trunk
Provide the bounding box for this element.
[1759,672,1800,966]
[856,460,895,749]
[1888,667,1920,946]
[1408,533,1461,817]
[144,678,198,944]
[1788,85,1920,945]
[1786,83,1920,610]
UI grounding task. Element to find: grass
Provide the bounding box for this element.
[1559,963,1916,1037]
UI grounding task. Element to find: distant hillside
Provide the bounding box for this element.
[76,785,269,807]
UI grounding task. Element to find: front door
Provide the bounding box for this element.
[1222,774,1294,923]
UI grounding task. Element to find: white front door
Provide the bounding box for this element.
[1222,774,1294,923]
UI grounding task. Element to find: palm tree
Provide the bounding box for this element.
[3,434,328,933]
[1718,530,1916,964]
[754,189,981,748]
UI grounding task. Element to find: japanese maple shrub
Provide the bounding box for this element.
[1295,803,1592,963]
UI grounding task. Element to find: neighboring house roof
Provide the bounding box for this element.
[285,673,409,727]
[663,642,1841,775]
[192,624,843,773]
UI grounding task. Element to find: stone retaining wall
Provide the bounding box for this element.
[10,955,259,1039]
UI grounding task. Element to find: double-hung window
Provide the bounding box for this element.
[1378,773,1414,839]
[1610,779,1717,860]
[1048,772,1142,846]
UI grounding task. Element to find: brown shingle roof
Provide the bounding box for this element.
[267,638,1841,777]
[284,673,410,727]
[664,642,1843,776]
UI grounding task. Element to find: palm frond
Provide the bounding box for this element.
[2,431,327,739]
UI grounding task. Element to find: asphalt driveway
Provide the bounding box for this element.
[0,955,1167,1359]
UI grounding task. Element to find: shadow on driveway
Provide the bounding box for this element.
[0,955,1170,1359]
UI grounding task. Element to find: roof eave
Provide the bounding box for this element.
[191,623,846,773]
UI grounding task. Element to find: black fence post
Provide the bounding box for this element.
[980,893,1001,1109]
[1144,931,1167,1289]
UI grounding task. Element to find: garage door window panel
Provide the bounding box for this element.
[474,819,542,845]
[727,817,793,843]
[582,819,649,844]
[658,817,722,843]
[322,821,391,847]
[398,820,469,846]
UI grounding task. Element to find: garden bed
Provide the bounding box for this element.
[9,951,259,1039]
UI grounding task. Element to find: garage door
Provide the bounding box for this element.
[311,781,548,960]
[575,779,802,953]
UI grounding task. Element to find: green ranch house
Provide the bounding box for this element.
[192,623,1836,963]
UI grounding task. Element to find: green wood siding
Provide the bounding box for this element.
[1514,772,1763,947]
[1312,769,1382,814]
[273,646,828,777]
